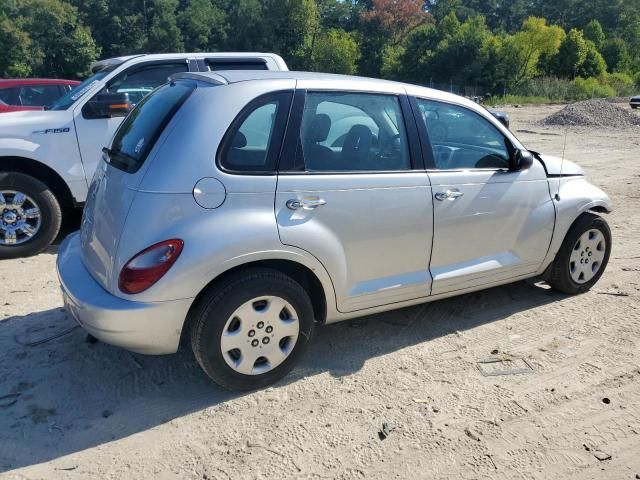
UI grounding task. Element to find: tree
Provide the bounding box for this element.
[178,0,227,51]
[18,0,100,78]
[262,0,319,70]
[504,17,565,87]
[0,13,32,76]
[576,41,607,77]
[428,15,493,90]
[439,10,461,39]
[147,0,183,53]
[551,28,588,78]
[223,0,266,51]
[68,0,147,57]
[316,0,353,30]
[358,0,432,77]
[311,28,360,74]
[361,0,430,44]
[601,37,631,73]
[583,19,605,48]
[396,23,438,84]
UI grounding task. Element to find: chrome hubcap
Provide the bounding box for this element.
[220,296,299,376]
[0,190,42,246]
[569,229,606,284]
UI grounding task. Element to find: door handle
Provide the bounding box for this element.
[435,190,464,201]
[286,198,327,210]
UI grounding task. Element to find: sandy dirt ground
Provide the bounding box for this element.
[1,104,639,480]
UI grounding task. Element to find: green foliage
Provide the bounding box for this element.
[0,13,32,76]
[583,19,605,48]
[506,17,565,87]
[177,0,227,52]
[18,0,100,78]
[484,95,555,106]
[572,77,615,99]
[551,29,589,78]
[510,76,580,101]
[0,0,638,101]
[311,28,360,75]
[576,41,607,77]
[148,0,183,53]
[604,72,635,95]
[601,37,631,73]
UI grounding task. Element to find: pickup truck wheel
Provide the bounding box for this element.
[0,172,62,259]
[547,213,611,294]
[190,268,315,391]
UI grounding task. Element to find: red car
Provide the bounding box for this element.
[0,78,80,113]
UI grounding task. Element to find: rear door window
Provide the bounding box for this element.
[296,92,411,172]
[218,91,293,173]
[107,80,195,173]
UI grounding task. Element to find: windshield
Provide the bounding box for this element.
[50,70,112,111]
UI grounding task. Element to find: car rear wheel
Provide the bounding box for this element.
[190,268,315,391]
[0,172,61,259]
[547,213,611,294]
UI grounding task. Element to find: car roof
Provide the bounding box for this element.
[0,78,80,87]
[173,70,475,106]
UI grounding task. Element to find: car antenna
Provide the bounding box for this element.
[556,126,568,201]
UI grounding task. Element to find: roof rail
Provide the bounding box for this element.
[169,72,229,86]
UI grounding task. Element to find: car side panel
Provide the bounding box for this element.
[427,163,555,294]
[114,187,338,311]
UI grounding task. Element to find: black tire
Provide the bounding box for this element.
[547,213,611,294]
[190,268,315,391]
[0,172,62,259]
[632,105,638,110]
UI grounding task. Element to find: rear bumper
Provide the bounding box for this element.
[56,233,193,355]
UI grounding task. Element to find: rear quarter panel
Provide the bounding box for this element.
[115,78,337,310]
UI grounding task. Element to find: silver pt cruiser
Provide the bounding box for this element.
[57,71,612,390]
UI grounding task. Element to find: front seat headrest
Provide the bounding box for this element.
[306,113,331,143]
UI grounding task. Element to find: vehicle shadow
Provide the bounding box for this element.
[31,209,82,257]
[0,280,562,472]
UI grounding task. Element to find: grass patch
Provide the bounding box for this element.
[484,95,556,106]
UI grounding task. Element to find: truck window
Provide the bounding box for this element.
[106,63,189,105]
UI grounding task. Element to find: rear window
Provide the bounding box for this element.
[107,80,194,173]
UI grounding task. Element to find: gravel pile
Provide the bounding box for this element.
[605,96,629,103]
[540,99,640,128]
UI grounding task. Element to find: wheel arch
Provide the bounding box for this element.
[181,258,331,347]
[0,156,77,212]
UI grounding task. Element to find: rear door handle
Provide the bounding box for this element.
[435,190,464,201]
[286,198,327,210]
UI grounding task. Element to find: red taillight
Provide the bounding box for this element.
[118,239,184,294]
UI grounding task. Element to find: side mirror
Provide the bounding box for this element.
[511,149,534,171]
[489,110,510,129]
[82,92,132,119]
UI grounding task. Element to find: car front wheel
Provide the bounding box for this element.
[190,268,315,391]
[547,213,611,294]
[0,172,62,259]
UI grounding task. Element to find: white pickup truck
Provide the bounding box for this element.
[0,52,288,258]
